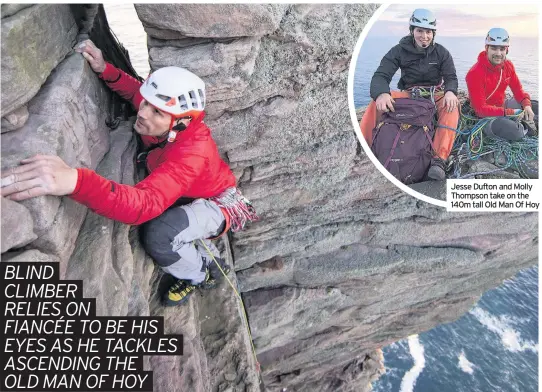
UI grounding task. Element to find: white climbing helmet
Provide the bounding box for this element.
[485,28,510,46]
[139,66,206,119]
[409,9,437,31]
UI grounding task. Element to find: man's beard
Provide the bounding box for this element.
[491,54,506,65]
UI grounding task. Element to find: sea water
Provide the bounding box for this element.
[373,267,538,392]
[103,4,149,77]
[354,36,539,108]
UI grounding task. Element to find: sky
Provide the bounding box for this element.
[369,4,539,38]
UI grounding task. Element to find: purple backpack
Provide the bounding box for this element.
[371,98,436,184]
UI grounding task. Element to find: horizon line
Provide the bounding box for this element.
[367,34,538,39]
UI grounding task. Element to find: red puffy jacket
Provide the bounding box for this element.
[70,63,236,225]
[465,51,531,117]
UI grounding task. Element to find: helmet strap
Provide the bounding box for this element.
[167,130,177,143]
[172,121,187,132]
[485,45,509,56]
[167,116,192,143]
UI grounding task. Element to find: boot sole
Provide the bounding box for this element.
[427,167,446,181]
[163,294,193,307]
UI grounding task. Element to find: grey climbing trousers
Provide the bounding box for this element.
[484,98,538,141]
[141,199,225,284]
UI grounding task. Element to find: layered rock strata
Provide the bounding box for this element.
[1,5,260,391]
[137,4,537,390]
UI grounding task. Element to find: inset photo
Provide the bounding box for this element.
[351,5,539,202]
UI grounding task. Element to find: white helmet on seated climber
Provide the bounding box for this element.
[409,9,437,31]
[409,9,437,48]
[485,28,510,47]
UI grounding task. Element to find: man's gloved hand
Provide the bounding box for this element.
[75,39,106,74]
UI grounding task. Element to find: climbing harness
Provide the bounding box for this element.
[198,239,262,377]
[408,82,444,105]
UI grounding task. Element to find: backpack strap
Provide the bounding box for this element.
[422,125,438,156]
[384,131,402,169]
[371,121,384,146]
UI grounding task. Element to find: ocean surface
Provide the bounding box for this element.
[102,7,539,391]
[373,267,538,392]
[103,4,149,77]
[353,36,539,108]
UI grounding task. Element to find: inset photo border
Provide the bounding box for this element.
[348,4,539,206]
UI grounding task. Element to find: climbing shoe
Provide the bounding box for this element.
[200,261,233,290]
[206,256,231,277]
[522,120,538,137]
[198,268,217,290]
[427,157,446,181]
[221,264,231,275]
[163,279,197,307]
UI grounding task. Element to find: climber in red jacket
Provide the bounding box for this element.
[466,28,536,139]
[1,40,257,306]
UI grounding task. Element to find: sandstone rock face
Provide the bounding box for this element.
[1,249,59,262]
[1,53,113,274]
[135,4,287,39]
[0,197,37,252]
[148,241,260,392]
[1,105,29,133]
[243,224,537,391]
[1,4,78,117]
[65,121,139,316]
[139,4,538,390]
[1,4,33,19]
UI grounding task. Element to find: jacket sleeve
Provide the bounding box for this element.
[69,153,206,225]
[466,67,513,117]
[370,46,400,100]
[508,62,532,108]
[99,62,143,109]
[440,48,458,95]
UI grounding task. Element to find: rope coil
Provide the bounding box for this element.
[449,100,538,178]
[404,88,538,179]
[210,188,259,232]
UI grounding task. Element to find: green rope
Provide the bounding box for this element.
[401,89,537,178]
[449,102,538,179]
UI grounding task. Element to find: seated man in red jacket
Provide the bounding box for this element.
[466,28,537,140]
[1,40,257,306]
